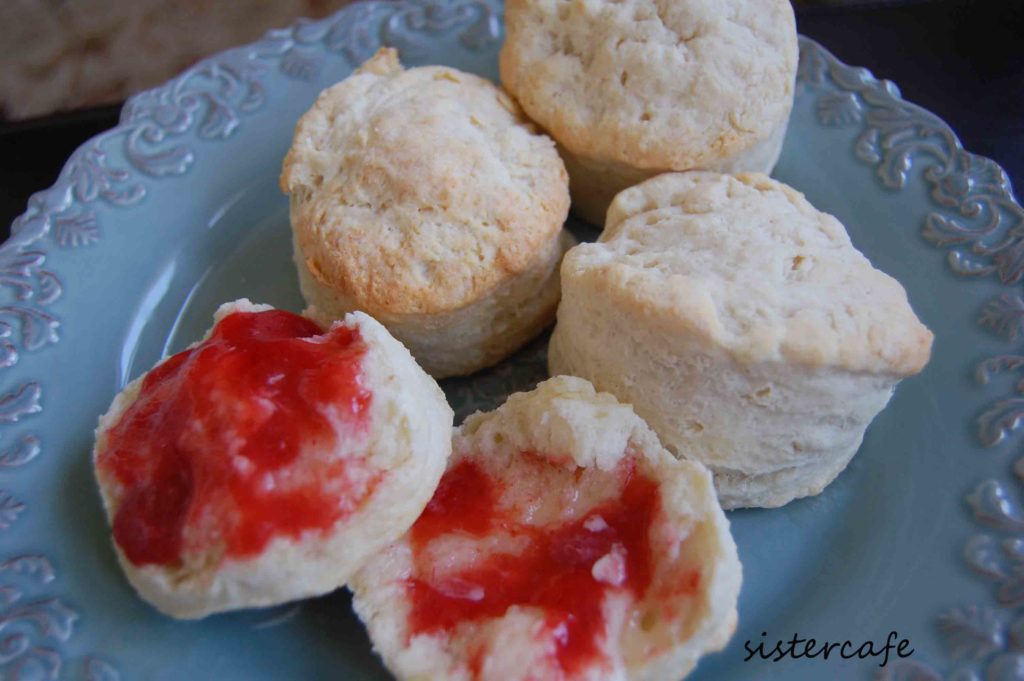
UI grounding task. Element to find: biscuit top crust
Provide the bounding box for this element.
[94,306,377,568]
[499,0,798,170]
[569,172,933,375]
[281,48,569,314]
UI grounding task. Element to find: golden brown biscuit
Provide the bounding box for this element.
[500,0,798,225]
[549,172,933,508]
[281,48,572,377]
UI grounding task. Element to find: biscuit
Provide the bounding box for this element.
[281,48,572,377]
[499,0,798,225]
[548,172,933,508]
[93,299,452,618]
[351,375,741,680]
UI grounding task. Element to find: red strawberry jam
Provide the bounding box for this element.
[98,309,374,567]
[407,457,670,677]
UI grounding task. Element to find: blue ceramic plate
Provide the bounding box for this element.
[3,2,1022,679]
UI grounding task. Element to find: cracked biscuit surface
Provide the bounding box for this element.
[282,48,572,377]
[549,172,933,508]
[500,0,798,225]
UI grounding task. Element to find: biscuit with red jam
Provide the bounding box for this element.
[93,299,452,619]
[351,375,740,680]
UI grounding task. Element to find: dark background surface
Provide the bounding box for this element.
[1,0,1022,237]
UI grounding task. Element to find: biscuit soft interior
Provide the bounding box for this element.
[351,376,741,681]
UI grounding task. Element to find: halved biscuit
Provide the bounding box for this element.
[351,375,740,680]
[93,299,452,618]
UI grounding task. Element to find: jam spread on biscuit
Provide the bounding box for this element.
[99,309,373,566]
[407,457,671,676]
